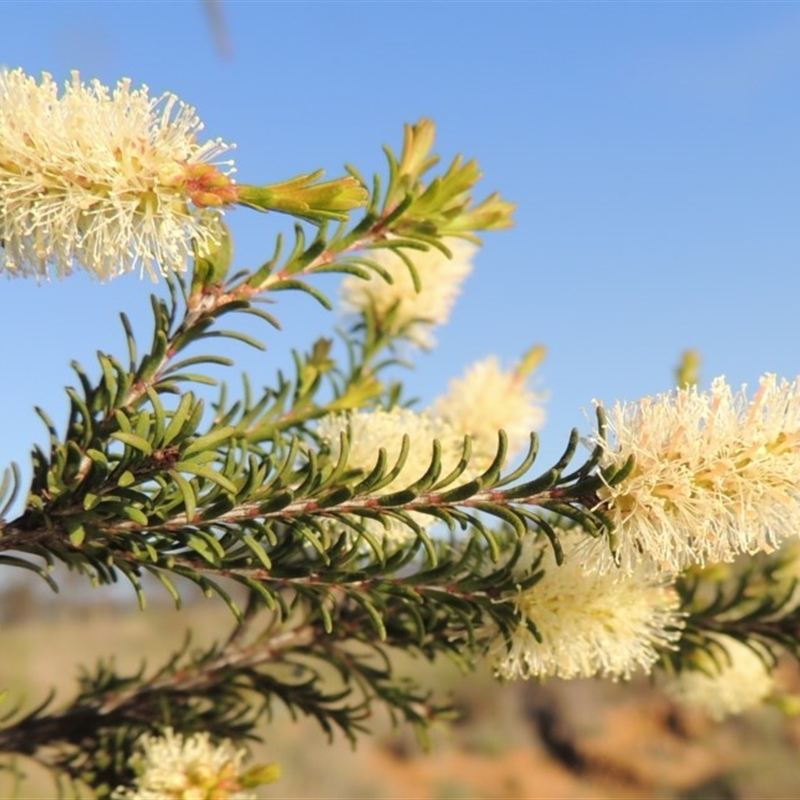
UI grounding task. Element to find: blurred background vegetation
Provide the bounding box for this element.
[3,573,800,800]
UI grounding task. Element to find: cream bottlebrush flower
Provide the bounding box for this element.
[591,374,800,574]
[317,407,465,544]
[487,533,684,681]
[664,635,774,720]
[0,68,236,280]
[433,354,546,469]
[340,237,476,348]
[111,727,275,800]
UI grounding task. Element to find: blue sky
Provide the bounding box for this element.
[2,2,800,506]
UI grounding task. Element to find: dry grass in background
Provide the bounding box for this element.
[2,577,800,799]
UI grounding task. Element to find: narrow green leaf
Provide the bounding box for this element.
[318,598,333,633]
[120,506,149,526]
[86,449,109,467]
[182,425,237,458]
[150,568,182,609]
[68,525,86,547]
[376,489,416,507]
[316,486,354,509]
[470,502,527,537]
[141,542,158,562]
[551,428,580,473]
[0,554,59,592]
[271,279,333,310]
[120,311,138,370]
[198,329,268,351]
[134,412,152,445]
[239,576,277,609]
[117,470,136,487]
[0,463,21,518]
[115,561,147,610]
[186,533,223,564]
[110,431,152,455]
[163,392,196,445]
[174,461,237,494]
[163,354,235,375]
[436,479,481,504]
[242,534,272,569]
[113,409,133,434]
[146,388,166,444]
[98,353,119,403]
[502,468,560,500]
[258,490,294,514]
[494,434,539,488]
[350,593,387,640]
[137,329,169,384]
[478,430,508,487]
[170,470,197,522]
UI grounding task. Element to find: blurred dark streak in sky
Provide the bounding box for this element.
[202,0,233,59]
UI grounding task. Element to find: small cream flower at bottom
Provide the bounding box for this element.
[112,727,277,800]
[487,533,684,681]
[663,635,775,720]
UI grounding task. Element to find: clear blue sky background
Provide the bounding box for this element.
[2,2,800,510]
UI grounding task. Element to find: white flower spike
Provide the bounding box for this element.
[112,727,265,800]
[591,374,800,574]
[0,68,236,280]
[317,407,466,544]
[433,352,546,469]
[340,237,476,348]
[664,635,775,720]
[488,533,684,681]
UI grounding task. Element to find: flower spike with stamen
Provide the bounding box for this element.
[591,374,800,574]
[340,237,476,349]
[663,635,775,720]
[317,407,466,545]
[433,346,547,469]
[112,727,279,800]
[0,68,236,280]
[486,532,683,681]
